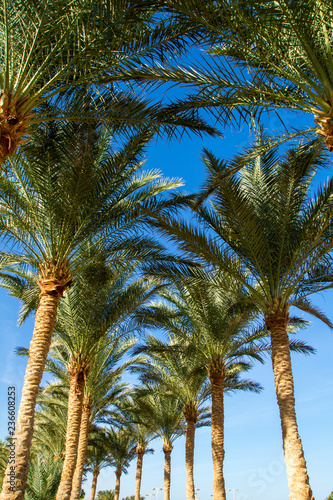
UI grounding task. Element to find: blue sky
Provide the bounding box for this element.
[1,108,333,500]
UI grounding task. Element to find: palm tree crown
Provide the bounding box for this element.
[0,0,218,162]
[126,0,333,149]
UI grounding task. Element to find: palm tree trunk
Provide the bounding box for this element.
[266,313,312,500]
[0,292,60,500]
[114,470,122,500]
[185,416,196,500]
[163,441,173,500]
[90,467,100,500]
[70,397,92,500]
[56,371,86,500]
[209,371,226,500]
[135,446,145,500]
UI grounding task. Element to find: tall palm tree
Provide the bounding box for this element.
[0,0,218,163]
[69,347,129,500]
[106,427,137,500]
[149,140,333,500]
[133,273,264,500]
[133,388,185,500]
[0,122,183,500]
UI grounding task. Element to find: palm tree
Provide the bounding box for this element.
[116,399,155,500]
[0,0,218,164]
[129,0,333,151]
[124,0,333,151]
[149,140,333,500]
[132,340,210,500]
[69,346,129,500]
[85,429,113,500]
[133,388,185,500]
[53,265,160,500]
[106,428,137,500]
[133,273,264,500]
[0,122,183,500]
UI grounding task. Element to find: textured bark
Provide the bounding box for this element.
[90,467,100,500]
[163,441,173,500]
[209,370,226,500]
[56,371,86,500]
[70,397,92,500]
[114,470,122,500]
[185,418,196,500]
[135,446,145,500]
[0,293,60,500]
[266,312,312,500]
[184,402,198,500]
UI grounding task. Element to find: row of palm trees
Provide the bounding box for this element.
[0,1,333,500]
[1,123,332,500]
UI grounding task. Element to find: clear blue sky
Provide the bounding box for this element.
[1,109,333,500]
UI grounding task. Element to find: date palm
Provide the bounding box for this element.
[106,428,137,500]
[133,274,264,500]
[85,429,114,500]
[132,340,210,500]
[69,355,129,500]
[125,0,333,151]
[67,266,160,500]
[150,139,333,500]
[133,388,185,500]
[115,401,155,500]
[0,121,183,500]
[96,492,115,500]
[0,0,218,164]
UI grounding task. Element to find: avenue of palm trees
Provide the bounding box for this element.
[0,2,333,500]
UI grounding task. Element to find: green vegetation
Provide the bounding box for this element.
[0,3,332,500]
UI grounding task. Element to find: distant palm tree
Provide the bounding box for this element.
[132,338,210,500]
[149,139,333,500]
[96,491,115,500]
[85,429,113,500]
[0,121,183,500]
[131,0,333,151]
[116,401,155,500]
[133,388,185,500]
[106,428,137,500]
